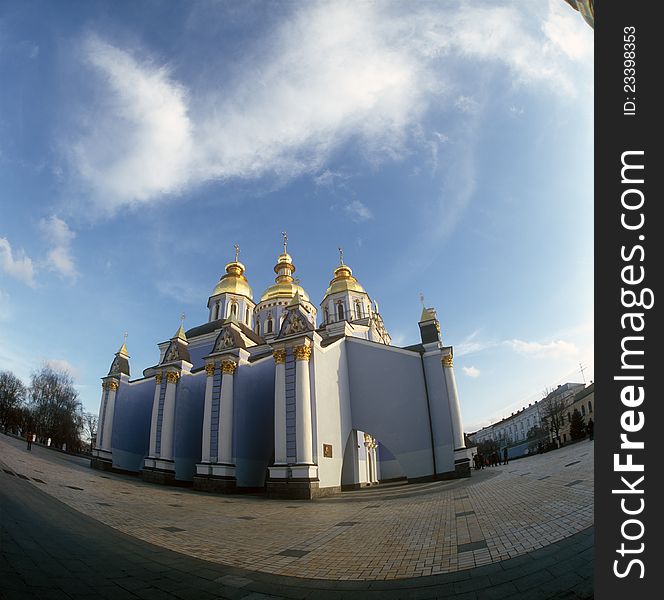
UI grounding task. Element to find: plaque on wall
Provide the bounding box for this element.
[323,443,333,458]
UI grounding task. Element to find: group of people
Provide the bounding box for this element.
[473,447,509,470]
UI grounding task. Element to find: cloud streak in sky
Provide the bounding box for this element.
[39,216,79,281]
[65,1,592,214]
[0,237,36,287]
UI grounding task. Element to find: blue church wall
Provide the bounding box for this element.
[111,379,153,472]
[345,338,435,480]
[422,353,456,475]
[173,372,206,481]
[233,357,274,488]
[376,439,406,481]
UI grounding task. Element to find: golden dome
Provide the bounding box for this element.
[260,236,310,303]
[211,260,253,299]
[322,261,367,299]
[260,281,310,303]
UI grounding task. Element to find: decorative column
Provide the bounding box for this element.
[200,363,215,463]
[292,343,316,479]
[217,359,237,466]
[273,349,287,464]
[443,353,472,478]
[148,373,162,457]
[442,354,465,450]
[100,379,119,452]
[160,371,180,461]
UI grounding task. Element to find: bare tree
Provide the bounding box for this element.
[29,365,83,452]
[81,411,98,449]
[0,371,27,434]
[540,395,567,447]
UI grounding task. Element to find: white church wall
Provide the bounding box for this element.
[232,356,275,487]
[345,338,436,480]
[311,339,352,490]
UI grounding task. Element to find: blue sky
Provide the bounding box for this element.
[0,0,593,432]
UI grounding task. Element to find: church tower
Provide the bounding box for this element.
[92,335,131,471]
[255,233,316,340]
[207,245,256,329]
[319,249,390,344]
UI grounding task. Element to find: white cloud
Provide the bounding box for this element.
[455,95,480,114]
[542,0,593,61]
[0,237,36,287]
[45,359,78,377]
[462,366,481,378]
[66,1,591,212]
[71,34,194,210]
[39,216,78,281]
[508,338,578,359]
[344,200,373,222]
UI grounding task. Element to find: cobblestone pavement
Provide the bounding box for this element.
[0,433,593,586]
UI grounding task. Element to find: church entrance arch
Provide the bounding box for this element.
[340,429,405,490]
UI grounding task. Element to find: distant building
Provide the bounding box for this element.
[468,382,586,448]
[559,383,595,444]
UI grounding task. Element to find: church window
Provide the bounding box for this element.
[588,400,592,413]
[324,308,329,323]
[230,303,238,318]
[355,300,362,319]
[214,303,220,320]
[337,302,345,321]
[255,321,260,335]
[267,317,273,334]
[245,308,250,324]
[581,405,586,416]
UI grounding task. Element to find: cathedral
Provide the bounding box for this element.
[91,236,472,499]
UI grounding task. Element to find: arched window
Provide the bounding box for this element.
[581,405,586,416]
[337,302,344,321]
[255,321,260,335]
[230,303,238,318]
[214,303,220,320]
[355,300,362,319]
[324,308,329,324]
[588,400,592,413]
[245,308,250,324]
[267,318,273,334]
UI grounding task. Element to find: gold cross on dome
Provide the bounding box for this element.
[338,246,344,265]
[180,312,186,326]
[282,231,288,253]
[123,331,128,342]
[234,244,240,262]
[419,293,425,307]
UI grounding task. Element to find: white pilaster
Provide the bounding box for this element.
[100,379,119,452]
[201,363,215,462]
[294,344,313,465]
[217,360,237,465]
[148,373,162,456]
[96,386,107,450]
[273,349,287,464]
[160,371,179,461]
[443,355,465,450]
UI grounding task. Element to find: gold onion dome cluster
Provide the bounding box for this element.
[211,260,253,299]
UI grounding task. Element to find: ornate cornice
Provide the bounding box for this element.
[155,373,163,385]
[442,354,453,368]
[205,363,216,377]
[221,359,237,375]
[293,344,312,361]
[273,349,286,364]
[166,371,180,384]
